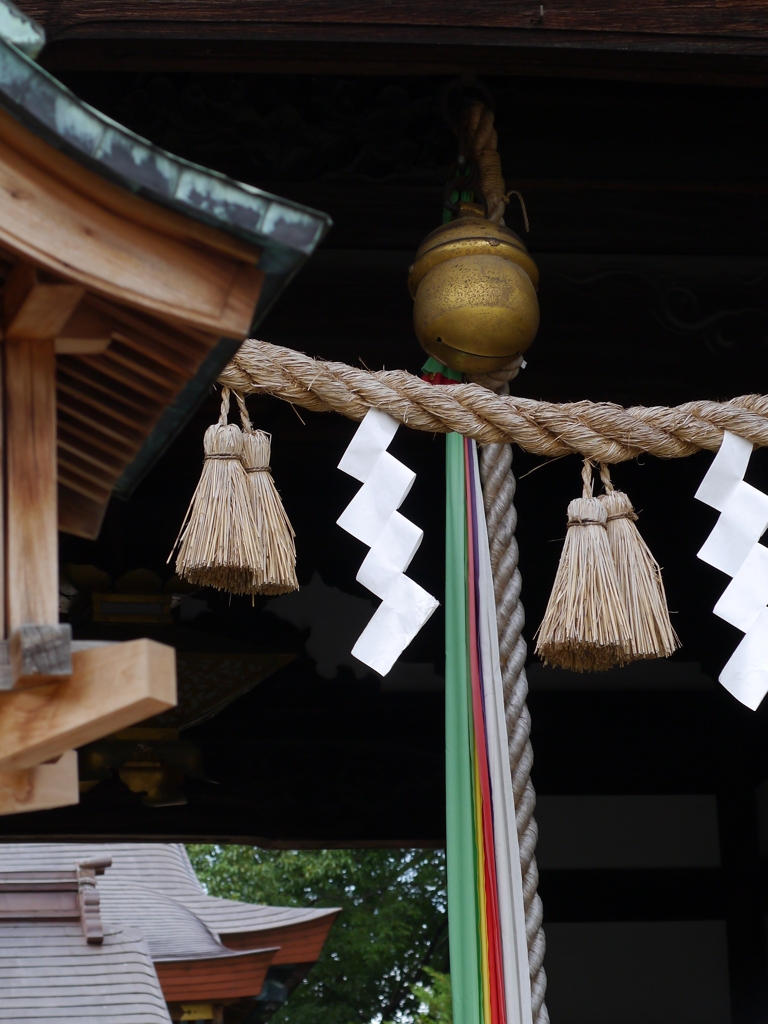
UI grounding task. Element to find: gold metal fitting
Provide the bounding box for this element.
[408,207,539,374]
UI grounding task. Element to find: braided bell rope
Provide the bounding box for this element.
[219,340,768,461]
[479,389,548,1024]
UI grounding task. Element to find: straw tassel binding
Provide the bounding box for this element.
[170,387,263,595]
[535,459,630,671]
[598,463,679,662]
[235,391,298,596]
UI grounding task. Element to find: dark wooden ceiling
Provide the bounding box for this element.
[16,0,768,85]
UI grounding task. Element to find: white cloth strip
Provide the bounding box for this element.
[697,480,768,577]
[351,575,439,676]
[695,430,753,511]
[714,543,768,633]
[356,512,424,600]
[471,442,533,1024]
[720,608,768,710]
[336,451,416,547]
[338,407,401,482]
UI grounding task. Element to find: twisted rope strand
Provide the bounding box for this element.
[219,340,768,459]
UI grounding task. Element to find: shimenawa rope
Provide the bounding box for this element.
[218,340,768,461]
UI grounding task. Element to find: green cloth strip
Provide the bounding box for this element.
[422,356,462,381]
[445,431,483,1024]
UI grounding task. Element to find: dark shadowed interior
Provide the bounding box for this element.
[2,54,767,1023]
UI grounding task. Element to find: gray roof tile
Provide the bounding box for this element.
[0,923,171,1023]
[0,843,339,946]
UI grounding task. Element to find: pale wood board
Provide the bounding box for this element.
[0,749,78,815]
[0,639,177,771]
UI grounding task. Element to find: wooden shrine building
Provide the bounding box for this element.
[0,0,327,817]
[0,842,338,1022]
[0,1,767,1023]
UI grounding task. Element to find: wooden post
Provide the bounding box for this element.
[4,262,82,683]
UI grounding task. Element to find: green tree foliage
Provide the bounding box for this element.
[409,969,452,1024]
[187,846,448,1024]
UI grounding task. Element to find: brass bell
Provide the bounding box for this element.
[408,204,539,375]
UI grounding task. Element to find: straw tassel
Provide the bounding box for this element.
[170,387,263,595]
[235,392,298,596]
[535,460,630,671]
[598,463,679,662]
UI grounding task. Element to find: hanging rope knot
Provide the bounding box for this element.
[606,509,639,523]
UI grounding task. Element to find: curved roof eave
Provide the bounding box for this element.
[0,0,332,500]
[0,10,330,263]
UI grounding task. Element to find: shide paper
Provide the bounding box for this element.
[357,512,423,599]
[695,430,768,709]
[336,452,415,547]
[697,481,768,577]
[714,544,768,633]
[352,575,439,677]
[695,430,753,511]
[337,409,439,676]
[720,609,768,711]
[338,408,400,482]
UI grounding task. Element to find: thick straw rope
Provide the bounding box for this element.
[480,390,548,1024]
[219,340,768,461]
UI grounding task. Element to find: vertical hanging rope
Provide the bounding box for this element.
[479,385,549,1024]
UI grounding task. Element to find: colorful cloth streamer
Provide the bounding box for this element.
[446,432,532,1024]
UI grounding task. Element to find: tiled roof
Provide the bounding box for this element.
[0,922,171,1022]
[0,842,339,1017]
[0,843,339,950]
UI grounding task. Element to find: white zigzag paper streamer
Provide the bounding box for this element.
[337,409,439,676]
[695,431,768,708]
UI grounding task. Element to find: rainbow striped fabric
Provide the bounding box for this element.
[445,432,532,1024]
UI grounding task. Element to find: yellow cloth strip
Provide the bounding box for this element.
[474,745,492,1024]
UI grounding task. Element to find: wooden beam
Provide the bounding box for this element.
[18,0,768,38]
[0,749,78,816]
[0,129,263,336]
[4,330,59,630]
[16,3,768,84]
[3,284,72,682]
[0,639,176,771]
[4,264,84,343]
[55,303,115,355]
